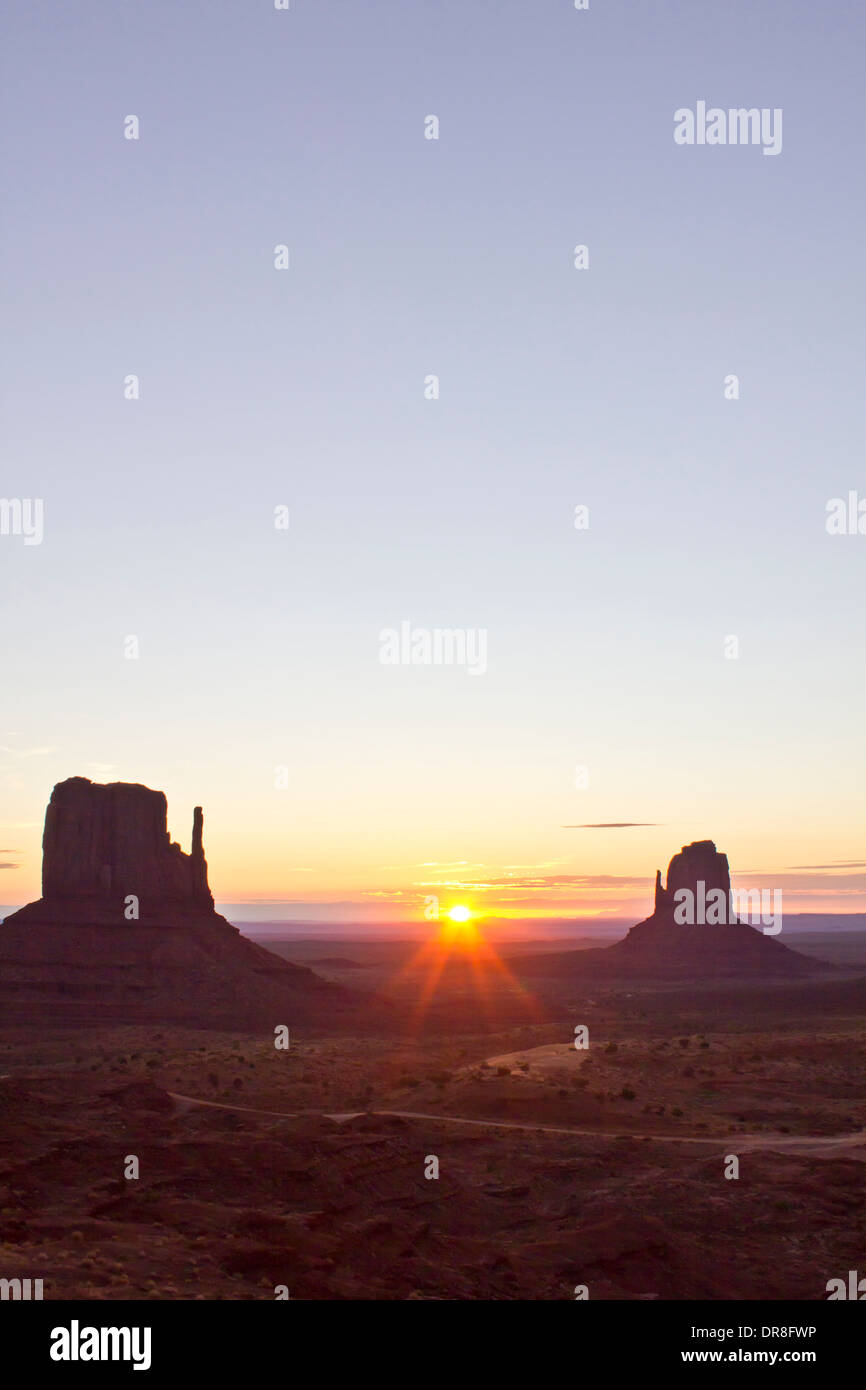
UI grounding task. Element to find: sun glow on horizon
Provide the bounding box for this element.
[435,903,483,950]
[441,903,479,946]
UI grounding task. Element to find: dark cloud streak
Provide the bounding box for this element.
[562,822,659,829]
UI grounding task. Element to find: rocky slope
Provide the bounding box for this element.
[517,841,828,980]
[0,778,382,1031]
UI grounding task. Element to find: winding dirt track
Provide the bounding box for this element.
[167,1092,866,1160]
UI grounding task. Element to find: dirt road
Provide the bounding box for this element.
[167,1091,866,1160]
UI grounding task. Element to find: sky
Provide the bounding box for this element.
[1,0,864,925]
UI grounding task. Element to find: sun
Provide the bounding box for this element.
[437,902,481,950]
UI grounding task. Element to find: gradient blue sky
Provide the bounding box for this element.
[1,1,864,920]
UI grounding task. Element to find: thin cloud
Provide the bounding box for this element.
[380,862,487,871]
[562,822,660,829]
[414,873,649,892]
[502,860,568,871]
[786,862,866,871]
[0,745,57,758]
[418,861,480,868]
[730,871,866,896]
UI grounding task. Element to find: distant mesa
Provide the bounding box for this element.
[10,776,214,927]
[0,777,374,1030]
[615,839,819,974]
[518,840,829,980]
[653,839,731,915]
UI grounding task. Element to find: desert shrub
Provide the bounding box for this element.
[620,1086,636,1100]
[679,1038,690,1049]
[496,1067,509,1077]
[672,1106,683,1117]
[604,1042,618,1054]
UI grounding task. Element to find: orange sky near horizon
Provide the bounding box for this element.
[2,765,862,922]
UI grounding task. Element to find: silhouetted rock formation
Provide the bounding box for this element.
[654,839,730,914]
[517,840,829,981]
[26,777,214,924]
[0,778,385,1031]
